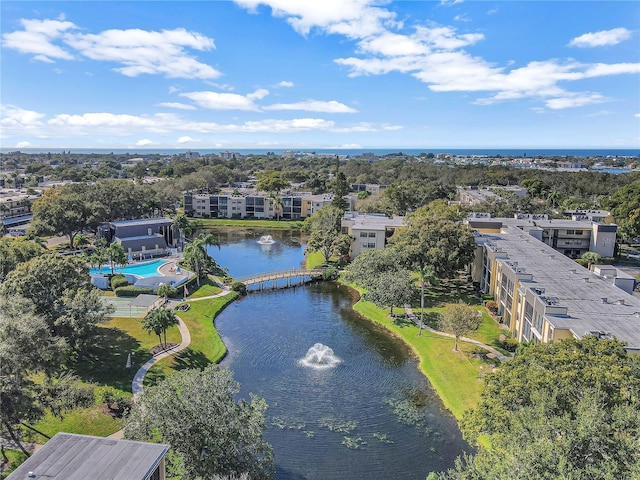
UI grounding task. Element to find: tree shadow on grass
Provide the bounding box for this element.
[72,326,145,393]
[172,348,211,371]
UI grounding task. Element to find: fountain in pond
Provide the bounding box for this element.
[299,343,341,369]
[257,235,275,245]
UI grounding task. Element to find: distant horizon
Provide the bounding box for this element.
[3,147,639,158]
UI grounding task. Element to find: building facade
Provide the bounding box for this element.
[471,225,640,351]
[99,218,177,258]
[341,212,405,258]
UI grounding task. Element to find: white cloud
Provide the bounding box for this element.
[441,0,464,5]
[264,100,356,113]
[1,18,76,62]
[3,19,220,79]
[180,89,269,110]
[240,1,638,110]
[15,141,33,148]
[544,93,605,110]
[136,139,154,146]
[0,104,45,128]
[634,113,640,118]
[454,14,471,22]
[569,27,632,48]
[156,102,197,110]
[277,80,295,87]
[177,136,194,143]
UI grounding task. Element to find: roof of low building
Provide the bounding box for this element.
[8,433,169,480]
[110,218,172,227]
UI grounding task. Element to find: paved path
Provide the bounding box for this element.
[404,305,511,362]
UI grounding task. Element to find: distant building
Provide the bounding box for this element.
[0,189,40,235]
[564,208,612,223]
[341,212,405,258]
[350,184,388,195]
[184,191,354,220]
[7,432,169,480]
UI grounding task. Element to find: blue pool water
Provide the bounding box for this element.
[90,259,168,277]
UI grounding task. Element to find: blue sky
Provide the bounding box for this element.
[1,1,639,150]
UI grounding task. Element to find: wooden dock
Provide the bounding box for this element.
[235,268,327,292]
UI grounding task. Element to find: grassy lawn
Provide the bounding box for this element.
[1,449,29,479]
[353,299,496,421]
[192,218,304,229]
[144,293,238,386]
[305,250,326,269]
[186,276,223,299]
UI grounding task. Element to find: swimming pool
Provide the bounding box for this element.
[89,259,168,278]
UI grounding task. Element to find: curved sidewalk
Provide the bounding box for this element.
[405,305,511,362]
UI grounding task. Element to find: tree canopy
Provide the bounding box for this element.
[441,337,640,479]
[125,365,273,479]
[604,180,640,241]
[389,212,476,279]
[438,303,482,351]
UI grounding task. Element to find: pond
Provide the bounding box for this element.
[208,229,471,479]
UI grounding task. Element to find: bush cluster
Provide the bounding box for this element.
[114,285,155,297]
[110,274,129,290]
[231,281,247,295]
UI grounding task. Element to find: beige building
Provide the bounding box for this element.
[341,212,405,258]
[466,213,617,258]
[471,225,640,351]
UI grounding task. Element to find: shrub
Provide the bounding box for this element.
[485,300,499,315]
[232,281,247,295]
[111,274,129,290]
[502,338,519,352]
[323,267,338,280]
[114,285,155,297]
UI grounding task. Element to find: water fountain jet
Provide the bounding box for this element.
[258,235,275,245]
[299,343,341,369]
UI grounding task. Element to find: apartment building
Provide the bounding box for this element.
[0,188,40,235]
[184,192,351,220]
[466,213,617,258]
[341,212,405,258]
[471,225,640,351]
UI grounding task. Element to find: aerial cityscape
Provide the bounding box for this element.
[1,1,639,479]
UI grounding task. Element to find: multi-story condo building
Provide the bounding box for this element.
[471,224,640,351]
[0,188,40,235]
[184,192,352,220]
[465,213,616,258]
[341,212,405,258]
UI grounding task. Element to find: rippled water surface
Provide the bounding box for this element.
[210,229,471,479]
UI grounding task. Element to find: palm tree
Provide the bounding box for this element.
[184,233,219,287]
[141,310,164,347]
[417,265,439,337]
[156,283,173,299]
[172,213,193,248]
[142,308,179,348]
[108,242,128,275]
[273,196,283,221]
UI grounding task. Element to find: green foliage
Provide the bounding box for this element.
[389,214,476,279]
[448,337,640,480]
[125,365,274,479]
[0,236,45,282]
[501,337,519,352]
[364,269,415,315]
[184,233,221,286]
[232,281,247,295]
[114,285,155,297]
[604,181,640,241]
[110,274,129,290]
[304,206,345,262]
[141,308,179,348]
[343,248,406,287]
[256,170,289,193]
[438,303,483,351]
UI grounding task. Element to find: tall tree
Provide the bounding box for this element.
[438,303,482,351]
[604,181,640,241]
[0,296,91,456]
[304,206,345,263]
[184,233,220,286]
[172,213,193,247]
[364,269,415,315]
[0,236,44,282]
[29,188,91,246]
[417,265,439,336]
[142,308,179,348]
[108,242,128,275]
[443,337,640,479]
[125,365,274,479]
[389,214,476,279]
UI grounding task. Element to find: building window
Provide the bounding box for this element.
[575,230,583,235]
[566,230,575,235]
[367,242,376,248]
[360,232,368,238]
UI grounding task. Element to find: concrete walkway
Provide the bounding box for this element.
[404,305,511,362]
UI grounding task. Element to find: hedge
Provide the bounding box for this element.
[114,285,155,297]
[111,274,129,291]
